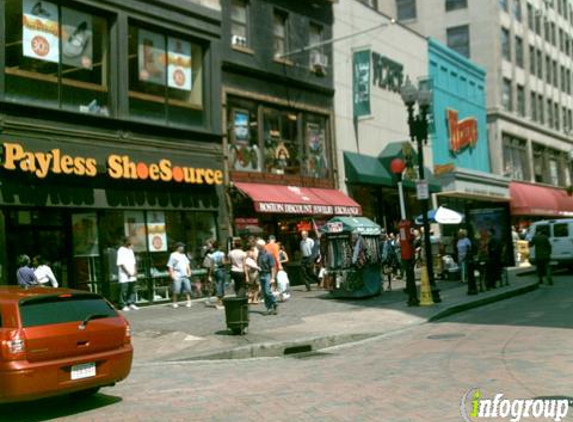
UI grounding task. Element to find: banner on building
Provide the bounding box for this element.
[147,211,167,252]
[61,8,93,69]
[167,37,192,91]
[352,49,371,118]
[22,0,59,63]
[138,29,165,85]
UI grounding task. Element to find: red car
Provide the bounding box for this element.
[0,286,133,403]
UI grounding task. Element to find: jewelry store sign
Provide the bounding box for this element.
[256,202,361,216]
[1,142,223,185]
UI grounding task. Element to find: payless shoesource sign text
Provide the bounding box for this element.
[1,142,223,185]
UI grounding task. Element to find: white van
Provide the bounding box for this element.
[527,219,573,267]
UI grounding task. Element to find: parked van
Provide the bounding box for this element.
[527,219,573,267]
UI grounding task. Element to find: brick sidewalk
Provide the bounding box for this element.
[125,267,538,363]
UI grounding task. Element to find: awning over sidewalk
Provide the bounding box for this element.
[510,181,573,217]
[234,182,362,216]
[344,151,393,186]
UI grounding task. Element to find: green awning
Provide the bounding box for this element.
[322,216,382,236]
[344,151,393,186]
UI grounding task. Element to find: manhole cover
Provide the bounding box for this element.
[427,333,466,340]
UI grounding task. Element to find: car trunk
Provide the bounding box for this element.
[19,293,125,363]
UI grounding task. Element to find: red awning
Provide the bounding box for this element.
[234,182,362,216]
[510,181,573,217]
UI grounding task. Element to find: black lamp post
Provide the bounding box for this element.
[400,76,442,303]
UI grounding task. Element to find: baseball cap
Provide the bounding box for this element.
[174,242,185,249]
[256,239,266,247]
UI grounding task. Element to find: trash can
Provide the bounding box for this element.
[222,296,249,335]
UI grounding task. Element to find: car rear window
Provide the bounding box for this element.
[19,294,118,328]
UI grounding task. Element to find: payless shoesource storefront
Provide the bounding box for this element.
[0,137,225,305]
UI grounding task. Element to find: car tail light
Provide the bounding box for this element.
[1,329,26,360]
[123,320,132,346]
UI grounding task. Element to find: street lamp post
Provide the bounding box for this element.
[390,158,419,306]
[400,76,442,303]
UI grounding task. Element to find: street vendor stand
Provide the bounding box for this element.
[321,216,382,298]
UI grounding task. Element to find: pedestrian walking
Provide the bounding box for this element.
[529,226,553,285]
[228,238,247,297]
[486,229,502,289]
[456,229,472,284]
[300,230,317,291]
[117,237,138,311]
[17,254,38,288]
[167,242,192,309]
[256,239,278,315]
[33,255,58,287]
[209,240,228,307]
[265,235,282,272]
[245,249,261,304]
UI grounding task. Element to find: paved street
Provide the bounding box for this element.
[2,271,572,422]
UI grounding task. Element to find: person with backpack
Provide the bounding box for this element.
[209,240,228,308]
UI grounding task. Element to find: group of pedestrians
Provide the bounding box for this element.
[16,254,59,288]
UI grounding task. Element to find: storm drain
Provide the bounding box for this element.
[283,344,313,355]
[427,333,466,340]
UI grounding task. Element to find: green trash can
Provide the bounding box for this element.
[222,296,249,335]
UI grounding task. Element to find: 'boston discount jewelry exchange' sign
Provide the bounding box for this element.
[1,142,223,185]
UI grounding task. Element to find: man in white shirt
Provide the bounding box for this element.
[117,237,138,311]
[167,242,192,309]
[300,230,316,291]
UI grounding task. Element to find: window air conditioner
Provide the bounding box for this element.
[310,51,328,76]
[232,35,247,47]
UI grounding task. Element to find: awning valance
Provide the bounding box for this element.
[344,151,393,186]
[510,181,573,217]
[234,182,362,216]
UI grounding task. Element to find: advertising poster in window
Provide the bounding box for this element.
[306,122,328,178]
[138,29,165,86]
[124,211,147,252]
[147,211,167,253]
[167,38,192,91]
[22,0,59,63]
[61,8,93,69]
[72,213,99,257]
[230,109,260,171]
[468,207,509,262]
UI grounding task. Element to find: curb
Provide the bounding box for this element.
[172,280,539,361]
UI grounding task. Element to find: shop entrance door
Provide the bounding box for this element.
[5,210,70,287]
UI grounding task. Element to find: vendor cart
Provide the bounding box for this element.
[321,216,382,298]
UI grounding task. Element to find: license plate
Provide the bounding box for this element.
[71,363,96,380]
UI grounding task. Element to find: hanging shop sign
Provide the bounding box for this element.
[447,109,478,154]
[1,142,223,185]
[352,49,372,118]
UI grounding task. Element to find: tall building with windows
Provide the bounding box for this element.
[376,0,573,222]
[221,0,361,277]
[0,0,225,303]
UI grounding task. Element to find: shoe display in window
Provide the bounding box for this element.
[63,21,90,58]
[31,1,51,18]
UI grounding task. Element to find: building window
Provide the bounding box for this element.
[561,65,567,91]
[445,0,467,11]
[535,12,541,35]
[273,10,288,59]
[545,56,552,83]
[128,24,204,128]
[501,28,511,61]
[517,85,525,116]
[552,59,558,86]
[513,0,522,21]
[529,45,535,74]
[550,22,556,45]
[563,106,569,132]
[396,0,417,20]
[230,0,248,47]
[446,25,470,58]
[309,23,325,70]
[502,78,512,110]
[554,102,560,130]
[533,144,545,183]
[499,0,508,11]
[515,36,523,67]
[536,49,543,78]
[527,3,534,28]
[4,0,110,115]
[530,92,537,121]
[547,99,553,128]
[503,134,529,180]
[538,94,544,124]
